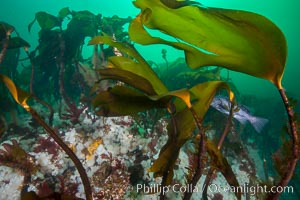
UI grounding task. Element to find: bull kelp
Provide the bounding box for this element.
[0,0,299,200]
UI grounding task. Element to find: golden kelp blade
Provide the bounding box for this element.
[149,81,234,184]
[0,74,31,109]
[92,85,192,117]
[89,36,168,95]
[132,0,287,88]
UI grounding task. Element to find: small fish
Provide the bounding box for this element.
[210,96,268,133]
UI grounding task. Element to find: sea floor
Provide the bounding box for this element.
[0,109,266,200]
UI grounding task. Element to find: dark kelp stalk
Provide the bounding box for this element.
[0,0,299,199]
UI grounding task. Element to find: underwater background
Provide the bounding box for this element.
[1,0,300,200]
[1,0,300,99]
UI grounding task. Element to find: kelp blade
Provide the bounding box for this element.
[0,74,30,108]
[132,0,287,88]
[92,86,166,116]
[206,140,241,199]
[89,36,168,95]
[149,81,234,184]
[92,85,192,117]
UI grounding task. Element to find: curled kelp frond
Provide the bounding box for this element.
[0,139,37,174]
[0,139,37,194]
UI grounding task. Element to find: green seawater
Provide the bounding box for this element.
[1,0,299,99]
[1,0,300,199]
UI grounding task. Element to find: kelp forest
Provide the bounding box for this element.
[0,0,299,199]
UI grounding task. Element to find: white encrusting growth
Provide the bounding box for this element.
[0,112,262,199]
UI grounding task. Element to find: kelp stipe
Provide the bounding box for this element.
[90,0,298,199]
[131,1,298,199]
[1,10,133,199]
[267,88,299,200]
[0,75,92,200]
[198,100,236,200]
[1,22,92,199]
[89,28,240,200]
[0,1,298,199]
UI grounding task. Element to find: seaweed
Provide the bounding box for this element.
[89,0,298,199]
[26,8,131,123]
[0,1,299,200]
[0,139,36,194]
[0,74,93,200]
[89,27,238,200]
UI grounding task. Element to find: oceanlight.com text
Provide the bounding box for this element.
[208,183,294,196]
[136,183,294,196]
